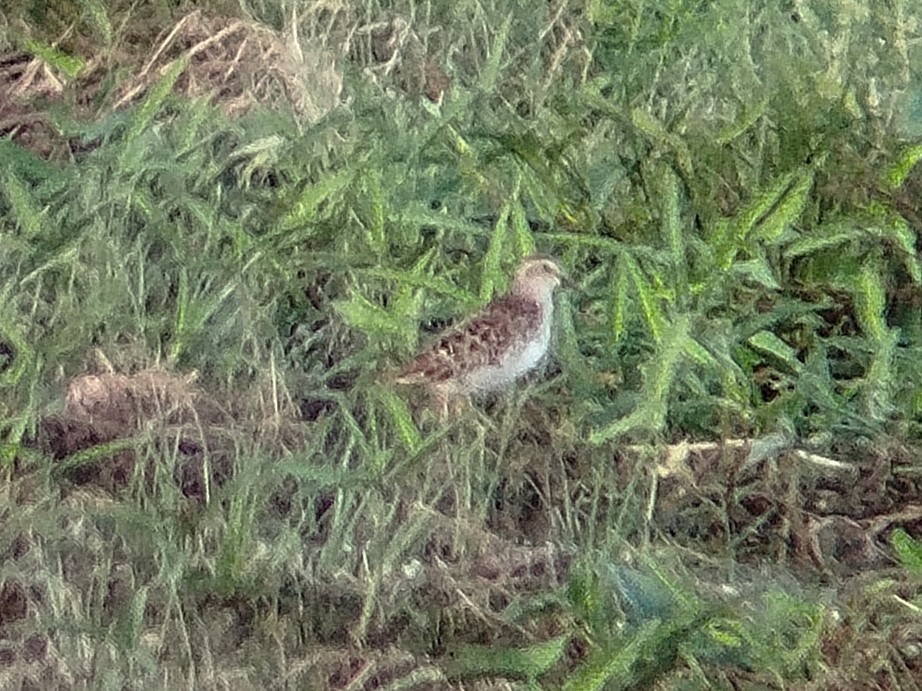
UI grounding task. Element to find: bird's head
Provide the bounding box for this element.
[512,255,564,299]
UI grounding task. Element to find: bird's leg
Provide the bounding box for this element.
[431,387,450,422]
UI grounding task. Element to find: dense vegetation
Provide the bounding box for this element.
[2,0,922,688]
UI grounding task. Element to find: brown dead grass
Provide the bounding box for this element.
[0,9,343,159]
[640,437,922,578]
[0,7,460,162]
[109,10,341,121]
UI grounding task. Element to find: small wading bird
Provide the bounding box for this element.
[395,255,564,416]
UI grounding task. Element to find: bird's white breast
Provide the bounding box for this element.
[466,298,553,393]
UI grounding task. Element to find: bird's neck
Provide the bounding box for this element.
[513,285,555,314]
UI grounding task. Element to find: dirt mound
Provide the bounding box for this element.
[39,368,230,497]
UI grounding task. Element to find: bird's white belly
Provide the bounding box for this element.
[466,318,552,392]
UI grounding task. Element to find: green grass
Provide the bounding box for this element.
[2,0,922,688]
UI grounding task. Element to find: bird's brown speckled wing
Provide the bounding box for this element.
[397,295,543,384]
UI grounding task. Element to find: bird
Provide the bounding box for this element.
[395,255,564,415]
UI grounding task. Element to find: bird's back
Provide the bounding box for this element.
[396,295,544,389]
